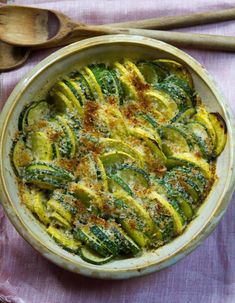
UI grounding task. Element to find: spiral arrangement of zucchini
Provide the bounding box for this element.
[11,59,227,265]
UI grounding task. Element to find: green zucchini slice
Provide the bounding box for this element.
[90,224,120,256]
[166,153,212,179]
[47,226,81,252]
[89,64,121,103]
[11,136,32,175]
[47,199,73,223]
[75,225,110,257]
[160,125,192,155]
[108,174,134,196]
[186,121,214,158]
[193,106,216,146]
[81,67,105,102]
[137,61,167,84]
[80,246,113,265]
[31,131,53,161]
[55,115,77,158]
[113,192,155,247]
[114,62,138,100]
[34,191,50,225]
[154,81,192,110]
[153,59,193,88]
[171,107,196,123]
[26,101,50,128]
[51,81,83,115]
[147,191,185,235]
[209,112,227,156]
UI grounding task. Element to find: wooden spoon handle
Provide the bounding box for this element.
[107,7,235,29]
[62,25,235,52]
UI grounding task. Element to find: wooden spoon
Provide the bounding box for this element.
[2,5,235,71]
[0,41,30,71]
[1,5,235,50]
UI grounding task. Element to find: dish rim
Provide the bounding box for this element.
[0,35,235,279]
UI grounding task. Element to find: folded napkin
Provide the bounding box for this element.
[1,1,235,302]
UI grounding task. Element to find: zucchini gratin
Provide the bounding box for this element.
[11,59,227,265]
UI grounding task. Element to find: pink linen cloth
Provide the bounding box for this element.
[1,1,235,302]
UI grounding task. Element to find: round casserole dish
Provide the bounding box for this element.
[0,35,235,279]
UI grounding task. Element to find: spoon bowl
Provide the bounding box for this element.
[0,5,73,46]
[0,41,30,71]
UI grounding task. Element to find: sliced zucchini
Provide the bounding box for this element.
[114,62,138,100]
[26,101,50,129]
[186,121,214,158]
[209,112,227,156]
[66,79,85,105]
[154,81,192,110]
[110,69,125,105]
[164,171,201,203]
[24,175,64,190]
[100,138,144,167]
[34,191,50,225]
[47,226,80,252]
[166,153,212,179]
[100,151,137,168]
[81,67,105,102]
[11,136,32,175]
[108,174,133,196]
[89,64,120,103]
[129,126,161,146]
[31,131,53,161]
[153,59,193,88]
[193,105,216,146]
[75,225,110,257]
[25,162,74,180]
[113,191,155,247]
[50,212,72,229]
[69,183,102,210]
[136,61,167,84]
[50,90,74,112]
[24,162,74,189]
[110,224,141,255]
[170,166,207,191]
[171,107,196,123]
[64,80,83,105]
[51,81,83,115]
[165,74,194,101]
[113,164,150,188]
[145,197,173,241]
[80,246,113,265]
[128,127,166,162]
[145,90,178,120]
[165,187,193,220]
[147,191,185,235]
[139,112,159,130]
[47,198,72,223]
[73,72,94,100]
[160,125,192,155]
[90,224,120,256]
[18,102,32,133]
[55,115,76,158]
[123,59,146,86]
